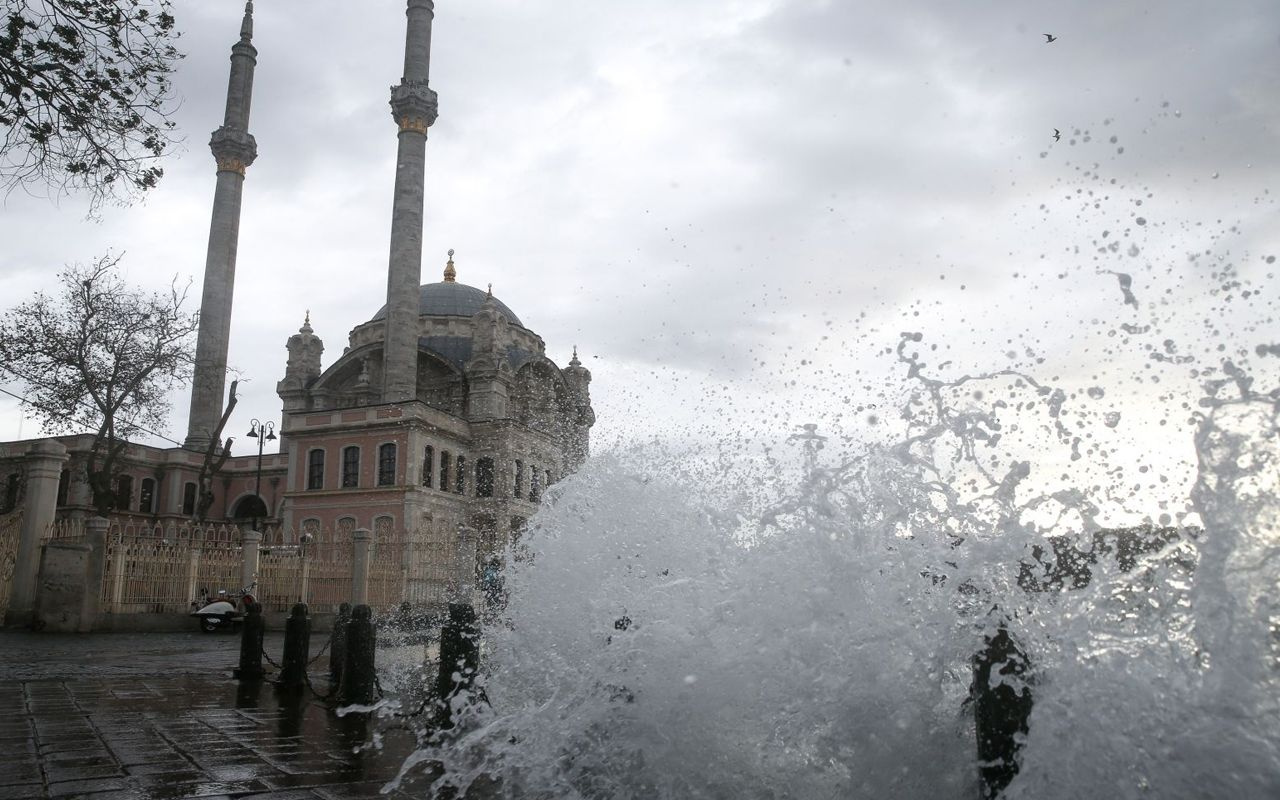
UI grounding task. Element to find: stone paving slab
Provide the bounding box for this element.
[0,631,448,799]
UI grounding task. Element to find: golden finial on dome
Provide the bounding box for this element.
[444,248,456,282]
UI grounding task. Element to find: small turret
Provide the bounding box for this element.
[277,312,325,412]
[561,347,595,469]
[465,277,512,420]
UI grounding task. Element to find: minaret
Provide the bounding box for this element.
[382,0,440,403]
[185,2,259,449]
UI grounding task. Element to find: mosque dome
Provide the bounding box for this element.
[369,281,523,327]
[369,251,524,327]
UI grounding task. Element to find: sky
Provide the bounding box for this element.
[1,0,1278,523]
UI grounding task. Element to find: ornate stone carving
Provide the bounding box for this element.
[209,126,258,174]
[390,80,439,131]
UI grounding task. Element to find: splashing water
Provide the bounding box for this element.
[381,110,1279,796]
[384,347,1279,798]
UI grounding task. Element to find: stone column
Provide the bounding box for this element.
[186,3,259,449]
[82,516,109,626]
[5,440,68,627]
[351,528,372,606]
[382,0,439,402]
[241,529,262,592]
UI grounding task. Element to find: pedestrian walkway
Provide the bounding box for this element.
[0,631,435,799]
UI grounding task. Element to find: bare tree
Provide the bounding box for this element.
[0,0,183,211]
[0,253,199,514]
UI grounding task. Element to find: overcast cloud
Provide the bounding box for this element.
[1,0,1277,518]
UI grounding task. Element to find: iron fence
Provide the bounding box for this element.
[0,510,23,620]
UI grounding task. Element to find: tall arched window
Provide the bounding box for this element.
[422,445,434,488]
[337,516,357,544]
[439,451,451,491]
[455,455,466,494]
[114,475,133,511]
[182,482,197,516]
[342,446,360,488]
[57,469,70,507]
[513,460,524,499]
[378,443,397,486]
[476,457,495,498]
[139,478,156,513]
[545,468,553,491]
[307,449,325,490]
[529,466,541,503]
[2,473,19,513]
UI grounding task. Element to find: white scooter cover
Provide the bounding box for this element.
[192,600,237,617]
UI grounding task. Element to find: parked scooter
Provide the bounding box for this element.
[190,584,256,633]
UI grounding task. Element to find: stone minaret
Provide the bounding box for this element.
[185,2,259,449]
[382,0,440,402]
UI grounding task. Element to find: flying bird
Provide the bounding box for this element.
[1053,129,1061,141]
[1044,33,1057,42]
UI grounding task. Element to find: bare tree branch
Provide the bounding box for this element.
[0,253,199,513]
[0,1,183,213]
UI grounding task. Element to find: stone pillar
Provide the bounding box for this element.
[82,516,109,626]
[351,528,372,606]
[5,440,67,627]
[242,529,262,591]
[382,0,439,402]
[186,3,259,449]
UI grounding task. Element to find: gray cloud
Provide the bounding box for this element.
[0,0,1276,472]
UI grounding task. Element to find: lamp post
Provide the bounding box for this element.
[246,418,276,532]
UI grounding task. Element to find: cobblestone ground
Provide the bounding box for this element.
[0,630,443,799]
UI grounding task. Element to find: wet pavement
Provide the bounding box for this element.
[0,630,440,799]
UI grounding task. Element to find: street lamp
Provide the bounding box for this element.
[246,418,277,531]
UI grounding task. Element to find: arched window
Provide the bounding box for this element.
[337,516,357,543]
[307,449,325,490]
[455,455,466,495]
[139,478,156,513]
[439,451,451,491]
[378,443,397,486]
[513,460,524,499]
[2,473,19,513]
[342,446,360,488]
[529,465,541,503]
[374,515,395,547]
[301,518,321,547]
[114,475,133,511]
[476,457,495,498]
[182,482,197,516]
[545,468,553,490]
[422,445,434,488]
[57,469,70,507]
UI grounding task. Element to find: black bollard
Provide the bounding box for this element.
[233,601,265,680]
[972,625,1033,799]
[338,604,377,706]
[277,602,311,690]
[329,602,352,682]
[434,602,482,728]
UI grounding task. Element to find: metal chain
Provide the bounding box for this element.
[303,668,337,701]
[260,643,283,670]
[307,637,332,666]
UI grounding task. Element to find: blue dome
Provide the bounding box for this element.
[371,281,523,327]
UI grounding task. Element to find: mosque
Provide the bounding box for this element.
[0,1,595,562]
